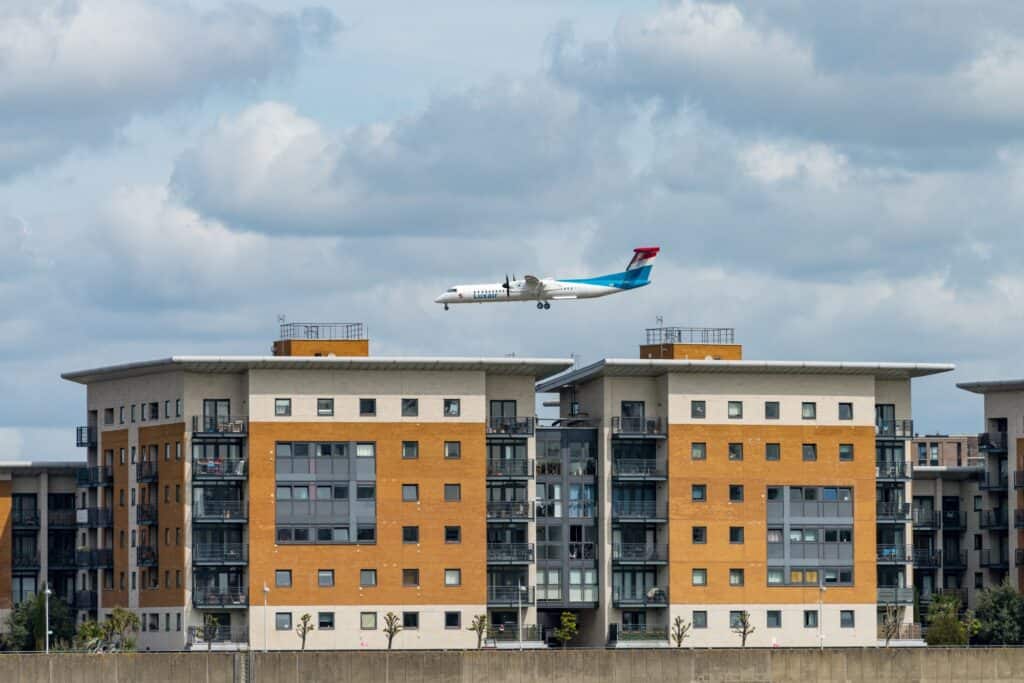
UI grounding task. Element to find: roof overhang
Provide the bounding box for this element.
[537,359,956,392]
[957,379,1024,395]
[62,356,576,385]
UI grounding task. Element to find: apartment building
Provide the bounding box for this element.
[0,462,80,626]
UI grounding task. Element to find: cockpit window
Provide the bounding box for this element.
[446,288,457,293]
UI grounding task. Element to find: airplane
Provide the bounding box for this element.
[435,247,659,310]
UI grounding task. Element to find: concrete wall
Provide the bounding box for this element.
[3,649,1024,682]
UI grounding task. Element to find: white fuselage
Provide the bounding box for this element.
[434,279,618,305]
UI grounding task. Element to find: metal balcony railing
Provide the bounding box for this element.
[76,466,113,487]
[613,624,669,642]
[136,504,158,526]
[136,461,158,482]
[980,509,1009,529]
[77,507,113,527]
[913,548,942,568]
[487,586,535,605]
[74,590,98,610]
[13,508,40,528]
[187,625,249,646]
[876,502,911,521]
[487,417,535,436]
[612,587,668,608]
[486,459,533,478]
[877,587,914,604]
[193,456,248,479]
[194,500,247,522]
[612,543,668,563]
[487,625,541,642]
[193,587,248,608]
[980,549,1009,568]
[877,545,912,563]
[487,543,534,563]
[612,458,666,479]
[611,501,667,521]
[979,472,1009,491]
[49,550,77,569]
[876,461,911,479]
[76,548,113,568]
[943,551,967,570]
[192,415,248,436]
[1014,510,1024,529]
[912,509,941,528]
[611,416,665,436]
[13,552,40,570]
[877,623,920,640]
[979,432,1008,451]
[47,509,77,528]
[1017,549,1024,567]
[876,420,914,439]
[193,543,248,564]
[486,501,534,521]
[137,545,158,567]
[76,426,97,448]
[942,510,966,530]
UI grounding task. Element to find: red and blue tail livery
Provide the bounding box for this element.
[435,247,659,311]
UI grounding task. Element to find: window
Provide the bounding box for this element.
[767,528,783,544]
[356,443,375,458]
[443,399,461,417]
[275,570,291,587]
[444,441,462,459]
[839,444,854,461]
[402,398,419,417]
[274,399,291,417]
[692,526,706,544]
[767,611,781,628]
[973,495,982,512]
[838,402,853,420]
[119,406,125,424]
[445,568,462,586]
[729,611,744,629]
[275,613,292,630]
[444,483,461,501]
[766,443,780,461]
[402,526,419,544]
[402,441,419,459]
[445,526,461,543]
[360,569,377,587]
[729,526,744,544]
[840,610,854,628]
[175,399,182,417]
[691,400,706,419]
[767,568,784,585]
[402,484,419,502]
[403,569,420,587]
[802,444,817,461]
[974,534,982,550]
[403,612,419,629]
[163,401,170,418]
[104,408,114,425]
[317,398,334,416]
[801,402,817,419]
[975,572,983,589]
[728,401,743,419]
[357,484,375,501]
[445,611,461,629]
[318,570,334,587]
[693,611,707,629]
[692,568,707,586]
[318,612,335,630]
[765,401,780,419]
[359,399,376,416]
[728,443,743,461]
[691,442,706,460]
[729,569,744,586]
[729,484,744,502]
[804,610,818,628]
[692,484,706,501]
[360,612,377,630]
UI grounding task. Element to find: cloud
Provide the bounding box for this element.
[0,0,340,180]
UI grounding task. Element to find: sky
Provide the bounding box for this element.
[2,0,1023,461]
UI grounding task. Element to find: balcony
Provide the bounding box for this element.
[74,590,98,610]
[612,587,668,608]
[611,458,666,480]
[193,455,247,479]
[979,431,1008,452]
[77,507,113,528]
[486,458,533,479]
[980,509,1009,530]
[487,586,535,606]
[611,501,667,522]
[486,501,534,522]
[912,509,941,529]
[611,625,669,642]
[136,461,158,483]
[487,543,534,564]
[136,504,158,526]
[611,416,665,437]
[486,416,535,436]
[487,625,541,643]
[1017,549,1024,567]
[979,472,1009,492]
[941,510,966,530]
[187,625,249,647]
[876,501,911,522]
[76,466,113,487]
[612,543,668,564]
[48,509,77,528]
[193,543,248,565]
[193,587,248,609]
[980,549,1009,569]
[876,462,911,480]
[13,508,40,528]
[76,548,113,568]
[877,587,914,604]
[49,550,78,570]
[942,551,967,570]
[137,545,158,567]
[913,548,942,569]
[76,426,97,448]
[13,551,40,571]
[876,420,914,439]
[192,415,248,437]
[877,545,912,563]
[194,500,247,523]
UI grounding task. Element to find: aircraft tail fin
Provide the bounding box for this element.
[626,247,660,272]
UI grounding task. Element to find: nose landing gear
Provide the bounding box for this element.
[537,302,551,310]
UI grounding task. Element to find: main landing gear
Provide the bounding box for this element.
[444,304,449,311]
[536,302,550,310]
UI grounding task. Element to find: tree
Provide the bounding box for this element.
[671,616,691,648]
[103,607,141,651]
[974,581,1024,645]
[731,611,755,647]
[295,613,314,651]
[382,612,402,650]
[880,603,905,647]
[553,611,578,649]
[2,592,74,651]
[924,593,974,646]
[198,613,220,652]
[466,614,488,649]
[74,620,105,653]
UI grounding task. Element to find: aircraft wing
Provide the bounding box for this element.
[523,275,542,289]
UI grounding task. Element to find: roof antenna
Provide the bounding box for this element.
[656,315,664,328]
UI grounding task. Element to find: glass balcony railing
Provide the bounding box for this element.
[487,586,535,605]
[187,625,249,645]
[876,462,911,479]
[911,509,941,528]
[487,417,535,436]
[877,587,914,604]
[912,548,942,568]
[611,501,667,521]
[193,543,248,564]
[487,625,541,642]
[486,501,533,521]
[194,500,247,522]
[192,415,248,436]
[486,459,533,478]
[192,587,248,608]
[876,502,911,521]
[942,551,967,570]
[611,416,665,436]
[612,586,668,608]
[612,459,666,479]
[980,509,1009,529]
[979,472,1009,491]
[487,543,534,563]
[876,420,914,439]
[980,549,1009,568]
[942,510,966,530]
[612,543,668,563]
[75,590,98,610]
[48,509,77,528]
[876,545,912,563]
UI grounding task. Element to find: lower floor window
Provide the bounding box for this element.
[767,610,781,628]
[840,610,855,628]
[360,612,377,630]
[803,610,818,628]
[693,610,707,629]
[444,611,461,629]
[403,612,419,629]
[318,612,335,630]
[275,613,292,630]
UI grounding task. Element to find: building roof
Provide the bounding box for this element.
[62,356,576,385]
[957,379,1024,395]
[0,460,84,471]
[536,359,956,392]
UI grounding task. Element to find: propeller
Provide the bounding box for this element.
[503,274,511,296]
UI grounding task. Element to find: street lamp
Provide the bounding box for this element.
[44,583,52,654]
[818,583,827,651]
[263,583,270,652]
[517,583,527,651]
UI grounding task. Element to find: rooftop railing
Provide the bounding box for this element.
[279,322,366,340]
[645,326,734,345]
